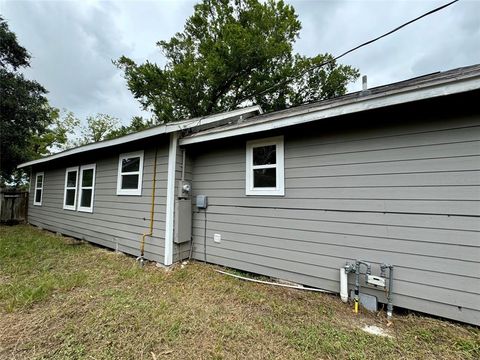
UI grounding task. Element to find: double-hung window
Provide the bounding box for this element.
[117,151,144,195]
[246,136,285,196]
[63,167,79,210]
[33,172,44,206]
[78,164,96,213]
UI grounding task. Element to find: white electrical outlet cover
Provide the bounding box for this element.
[213,233,221,243]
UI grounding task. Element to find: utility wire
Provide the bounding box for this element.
[249,0,460,100]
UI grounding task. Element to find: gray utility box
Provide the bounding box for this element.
[174,199,192,244]
[196,194,208,209]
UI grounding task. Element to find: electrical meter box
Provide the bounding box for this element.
[196,195,208,209]
[177,180,191,199]
[174,199,192,244]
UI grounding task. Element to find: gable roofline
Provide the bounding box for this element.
[179,64,480,146]
[17,105,262,169]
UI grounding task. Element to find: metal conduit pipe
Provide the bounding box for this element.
[181,148,186,182]
[381,263,394,319]
[354,262,360,313]
[352,260,371,314]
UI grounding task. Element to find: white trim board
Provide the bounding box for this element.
[179,75,480,145]
[164,132,178,266]
[17,106,262,169]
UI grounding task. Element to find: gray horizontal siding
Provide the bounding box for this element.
[29,143,169,264]
[190,114,480,325]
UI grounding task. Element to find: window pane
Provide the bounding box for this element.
[67,171,77,187]
[253,168,276,188]
[35,189,42,203]
[36,175,43,187]
[82,169,94,187]
[122,174,139,189]
[253,145,276,165]
[122,157,140,172]
[65,189,76,206]
[80,189,92,208]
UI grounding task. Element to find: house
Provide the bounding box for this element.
[18,64,480,325]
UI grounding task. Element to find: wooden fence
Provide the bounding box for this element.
[0,190,28,224]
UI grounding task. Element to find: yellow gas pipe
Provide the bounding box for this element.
[137,147,158,266]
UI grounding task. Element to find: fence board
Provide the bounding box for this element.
[0,191,28,223]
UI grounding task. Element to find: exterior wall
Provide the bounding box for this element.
[28,138,170,264]
[189,101,480,325]
[172,146,194,262]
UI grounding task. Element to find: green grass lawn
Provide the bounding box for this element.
[0,225,478,359]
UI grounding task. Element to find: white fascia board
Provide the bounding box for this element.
[17,105,262,169]
[179,76,480,146]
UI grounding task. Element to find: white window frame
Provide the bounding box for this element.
[78,164,96,213]
[246,136,285,196]
[33,172,44,206]
[63,166,79,211]
[116,150,144,196]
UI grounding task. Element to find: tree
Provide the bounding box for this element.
[72,114,153,145]
[75,114,121,146]
[0,16,52,183]
[104,116,154,140]
[116,0,359,123]
[31,109,80,155]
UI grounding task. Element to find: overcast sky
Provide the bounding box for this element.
[1,0,479,125]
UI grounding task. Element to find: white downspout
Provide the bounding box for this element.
[164,132,178,266]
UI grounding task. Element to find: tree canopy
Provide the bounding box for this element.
[116,0,359,123]
[0,16,52,182]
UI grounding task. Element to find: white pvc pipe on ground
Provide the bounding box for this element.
[215,269,334,294]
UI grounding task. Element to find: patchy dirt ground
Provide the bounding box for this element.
[1,225,479,359]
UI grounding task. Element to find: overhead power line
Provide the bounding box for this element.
[250,0,460,100]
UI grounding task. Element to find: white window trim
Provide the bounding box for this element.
[246,136,285,196]
[116,150,144,196]
[78,164,96,213]
[63,166,79,211]
[33,172,44,206]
